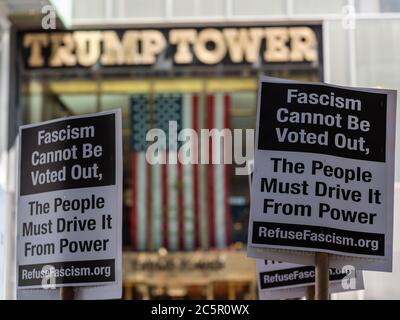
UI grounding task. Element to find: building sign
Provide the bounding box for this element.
[128,253,225,273]
[17,110,122,299]
[123,251,255,282]
[247,77,396,272]
[20,25,321,69]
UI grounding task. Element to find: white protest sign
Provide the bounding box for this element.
[247,77,396,272]
[16,110,122,299]
[248,161,364,299]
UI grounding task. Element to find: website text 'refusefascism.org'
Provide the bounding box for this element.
[252,221,384,256]
[259,265,347,289]
[18,259,115,287]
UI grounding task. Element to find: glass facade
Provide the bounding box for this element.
[20,56,319,298]
[21,71,319,251]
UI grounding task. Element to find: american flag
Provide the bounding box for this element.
[130,93,231,251]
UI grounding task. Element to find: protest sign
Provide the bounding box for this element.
[247,77,396,272]
[17,110,122,299]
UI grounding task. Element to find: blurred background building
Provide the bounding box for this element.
[1,0,400,299]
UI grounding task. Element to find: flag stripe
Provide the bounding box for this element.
[168,154,179,250]
[192,94,201,249]
[152,159,162,250]
[162,153,169,249]
[224,94,232,246]
[146,154,152,250]
[178,161,184,250]
[199,95,208,249]
[214,93,226,248]
[206,94,216,248]
[183,93,194,250]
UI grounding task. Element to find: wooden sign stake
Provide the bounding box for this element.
[315,252,329,300]
[60,287,75,300]
[305,285,315,300]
